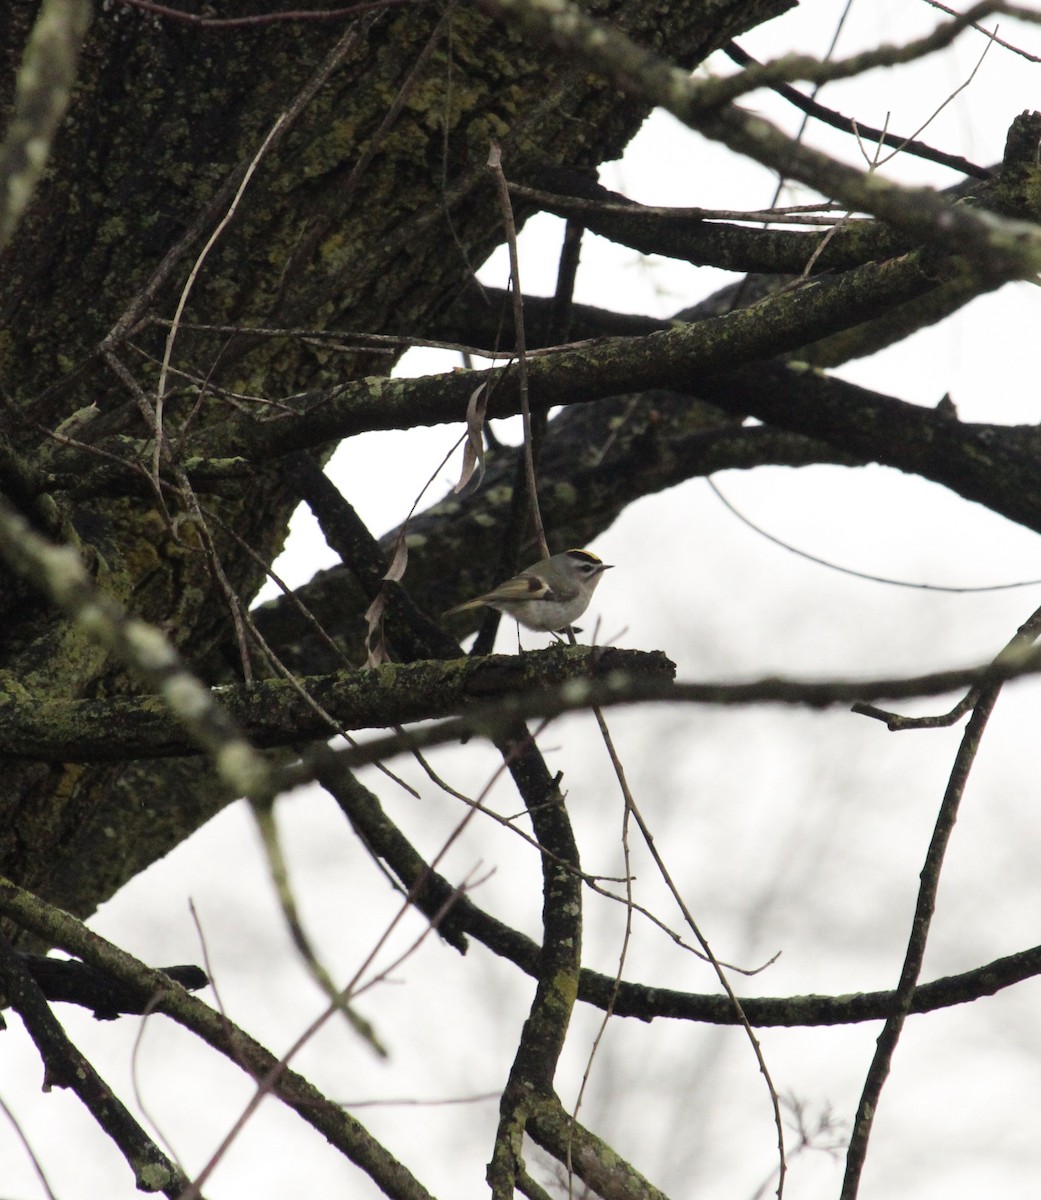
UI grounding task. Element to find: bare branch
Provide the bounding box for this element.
[477,0,1041,273]
[0,0,91,250]
[0,934,189,1196]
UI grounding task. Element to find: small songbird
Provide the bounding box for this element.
[443,549,612,632]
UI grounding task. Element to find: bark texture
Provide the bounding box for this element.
[0,0,789,918]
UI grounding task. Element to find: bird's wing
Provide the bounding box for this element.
[484,573,553,603]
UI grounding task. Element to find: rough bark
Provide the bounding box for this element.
[0,0,790,918]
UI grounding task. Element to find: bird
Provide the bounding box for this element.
[443,548,612,633]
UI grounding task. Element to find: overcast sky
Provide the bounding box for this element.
[5,3,1041,1198]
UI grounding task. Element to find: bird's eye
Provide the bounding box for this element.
[566,550,600,572]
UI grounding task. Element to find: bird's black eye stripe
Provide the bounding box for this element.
[564,548,606,578]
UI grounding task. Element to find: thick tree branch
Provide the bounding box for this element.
[478,0,1041,275]
[488,720,584,1196]
[0,934,188,1196]
[0,0,91,250]
[527,1094,671,1200]
[15,953,208,1020]
[693,362,1041,536]
[319,755,1041,1027]
[267,645,1041,776]
[0,647,672,760]
[509,175,909,275]
[0,876,439,1200]
[177,249,951,460]
[12,639,1041,767]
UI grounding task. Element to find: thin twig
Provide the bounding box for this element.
[0,1092,58,1200]
[708,477,1041,594]
[566,703,636,1191]
[487,143,549,559]
[180,792,485,1199]
[115,0,417,27]
[841,602,1041,1196]
[154,112,288,485]
[723,39,990,179]
[868,23,998,170]
[840,687,998,1197]
[600,711,787,1196]
[507,183,853,223]
[248,796,390,1056]
[922,0,1041,62]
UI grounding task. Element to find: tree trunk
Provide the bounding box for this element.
[0,0,790,919]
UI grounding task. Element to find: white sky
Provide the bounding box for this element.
[5,3,1041,1199]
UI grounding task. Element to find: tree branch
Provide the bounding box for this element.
[0,876,438,1200]
[0,647,672,760]
[0,0,91,250]
[177,249,950,460]
[478,0,1041,274]
[722,40,990,179]
[0,933,189,1196]
[264,643,1041,775]
[312,756,1041,1027]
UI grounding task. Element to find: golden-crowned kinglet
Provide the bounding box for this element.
[443,548,612,632]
